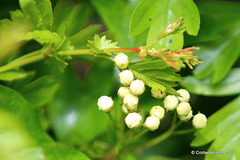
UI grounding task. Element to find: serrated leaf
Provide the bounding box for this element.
[9,10,27,26]
[130,0,200,50]
[181,68,240,96]
[19,0,53,30]
[87,35,118,55]
[20,30,61,45]
[191,96,240,160]
[0,70,34,81]
[129,60,182,95]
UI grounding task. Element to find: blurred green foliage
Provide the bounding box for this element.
[0,0,240,160]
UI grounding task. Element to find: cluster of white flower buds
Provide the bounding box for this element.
[163,89,207,129]
[114,53,145,128]
[97,53,207,132]
[144,106,165,131]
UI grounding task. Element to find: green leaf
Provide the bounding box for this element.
[19,76,60,108]
[68,25,100,49]
[129,60,168,70]
[20,30,61,45]
[91,0,147,49]
[192,2,240,83]
[181,68,240,96]
[87,35,118,55]
[0,70,34,81]
[0,19,27,61]
[0,84,50,143]
[130,0,200,50]
[48,59,114,145]
[19,0,53,30]
[9,9,27,26]
[184,13,226,46]
[64,4,93,37]
[0,111,44,160]
[196,1,240,25]
[43,144,89,160]
[129,60,182,95]
[191,96,240,160]
[0,85,89,159]
[205,127,240,160]
[193,24,240,84]
[53,0,93,38]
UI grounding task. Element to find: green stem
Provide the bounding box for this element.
[136,125,175,151]
[58,49,114,61]
[136,113,182,152]
[128,128,148,144]
[57,49,94,56]
[173,128,195,136]
[0,49,114,73]
[0,53,45,73]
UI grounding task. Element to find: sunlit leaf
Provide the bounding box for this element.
[0,70,34,81]
[19,0,53,30]
[20,30,61,45]
[0,85,89,159]
[130,0,200,50]
[87,35,118,55]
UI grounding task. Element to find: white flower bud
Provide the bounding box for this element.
[97,96,114,112]
[193,113,207,129]
[122,104,128,114]
[119,70,134,86]
[118,87,131,98]
[163,95,178,110]
[179,110,193,122]
[125,112,142,129]
[150,106,165,119]
[151,88,165,99]
[114,53,129,69]
[123,93,139,111]
[177,89,190,102]
[144,116,160,131]
[130,79,145,96]
[177,102,191,116]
